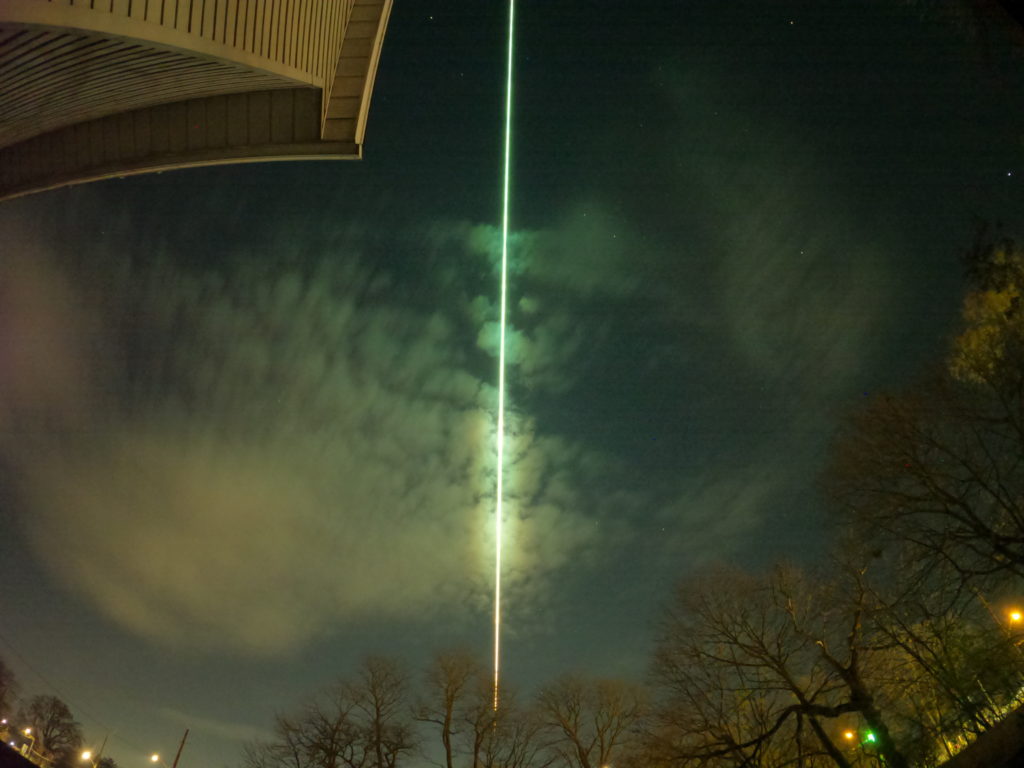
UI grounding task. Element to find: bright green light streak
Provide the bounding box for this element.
[493,0,514,714]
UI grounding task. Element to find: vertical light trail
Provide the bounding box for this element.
[493,0,515,714]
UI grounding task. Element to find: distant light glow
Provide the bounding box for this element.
[1010,609,1022,623]
[493,0,515,714]
[865,732,877,743]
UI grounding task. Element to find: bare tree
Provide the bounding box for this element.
[648,649,821,768]
[847,539,1024,763]
[242,705,361,768]
[829,235,1024,586]
[242,657,413,768]
[347,656,416,768]
[536,675,645,768]
[17,695,83,765]
[417,650,481,768]
[827,374,1024,585]
[307,693,371,768]
[457,670,496,768]
[774,565,910,768]
[651,564,916,768]
[871,565,1016,725]
[651,567,850,768]
[453,671,549,768]
[494,707,550,768]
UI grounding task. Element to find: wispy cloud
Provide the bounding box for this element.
[1,215,622,655]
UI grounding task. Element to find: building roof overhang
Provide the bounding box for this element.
[0,0,391,201]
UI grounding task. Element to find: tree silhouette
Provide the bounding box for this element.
[17,695,83,766]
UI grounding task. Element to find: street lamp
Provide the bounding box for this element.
[150,754,169,768]
[1006,608,1024,654]
[22,728,35,758]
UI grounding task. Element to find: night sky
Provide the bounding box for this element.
[2,2,1024,766]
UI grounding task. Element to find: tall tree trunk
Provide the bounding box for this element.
[807,716,852,768]
[442,707,453,768]
[852,687,909,768]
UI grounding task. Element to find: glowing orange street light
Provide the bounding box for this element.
[22,728,35,756]
[1009,609,1022,624]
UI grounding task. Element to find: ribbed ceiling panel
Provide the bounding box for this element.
[0,26,299,149]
